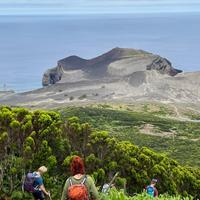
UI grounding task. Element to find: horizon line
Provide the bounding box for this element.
[1,10,200,16]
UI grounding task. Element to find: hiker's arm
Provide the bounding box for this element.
[154,188,158,197]
[39,184,49,196]
[61,180,69,200]
[88,176,99,200]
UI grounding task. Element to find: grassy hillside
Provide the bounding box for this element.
[58,103,200,167]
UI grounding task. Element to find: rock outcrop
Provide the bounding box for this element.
[42,66,63,86]
[146,57,182,76]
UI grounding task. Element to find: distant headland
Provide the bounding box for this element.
[0,47,200,109]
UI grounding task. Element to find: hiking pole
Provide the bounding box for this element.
[103,172,119,193]
[21,170,25,192]
[108,172,119,189]
[48,191,52,200]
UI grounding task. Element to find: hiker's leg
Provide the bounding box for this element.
[33,191,45,200]
[33,192,38,199]
[38,191,45,200]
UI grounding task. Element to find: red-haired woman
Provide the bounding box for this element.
[61,156,99,200]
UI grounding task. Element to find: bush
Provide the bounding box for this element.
[69,96,74,101]
[78,94,87,100]
[11,191,23,200]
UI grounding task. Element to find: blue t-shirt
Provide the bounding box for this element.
[32,172,43,190]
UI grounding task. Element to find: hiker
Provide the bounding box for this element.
[31,166,50,200]
[146,178,158,198]
[61,156,99,200]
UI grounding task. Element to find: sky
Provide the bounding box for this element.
[0,0,200,15]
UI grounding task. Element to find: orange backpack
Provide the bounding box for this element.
[67,175,89,200]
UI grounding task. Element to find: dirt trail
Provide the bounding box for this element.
[168,104,200,123]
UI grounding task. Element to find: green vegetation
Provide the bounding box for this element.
[101,189,192,200]
[79,94,87,100]
[69,96,74,101]
[185,112,200,120]
[0,105,200,199]
[59,105,200,166]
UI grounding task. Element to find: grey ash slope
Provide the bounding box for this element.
[1,47,200,109]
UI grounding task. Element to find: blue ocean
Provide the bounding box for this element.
[0,13,199,92]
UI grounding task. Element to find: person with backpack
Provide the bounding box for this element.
[24,166,50,200]
[146,178,158,198]
[61,156,99,200]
